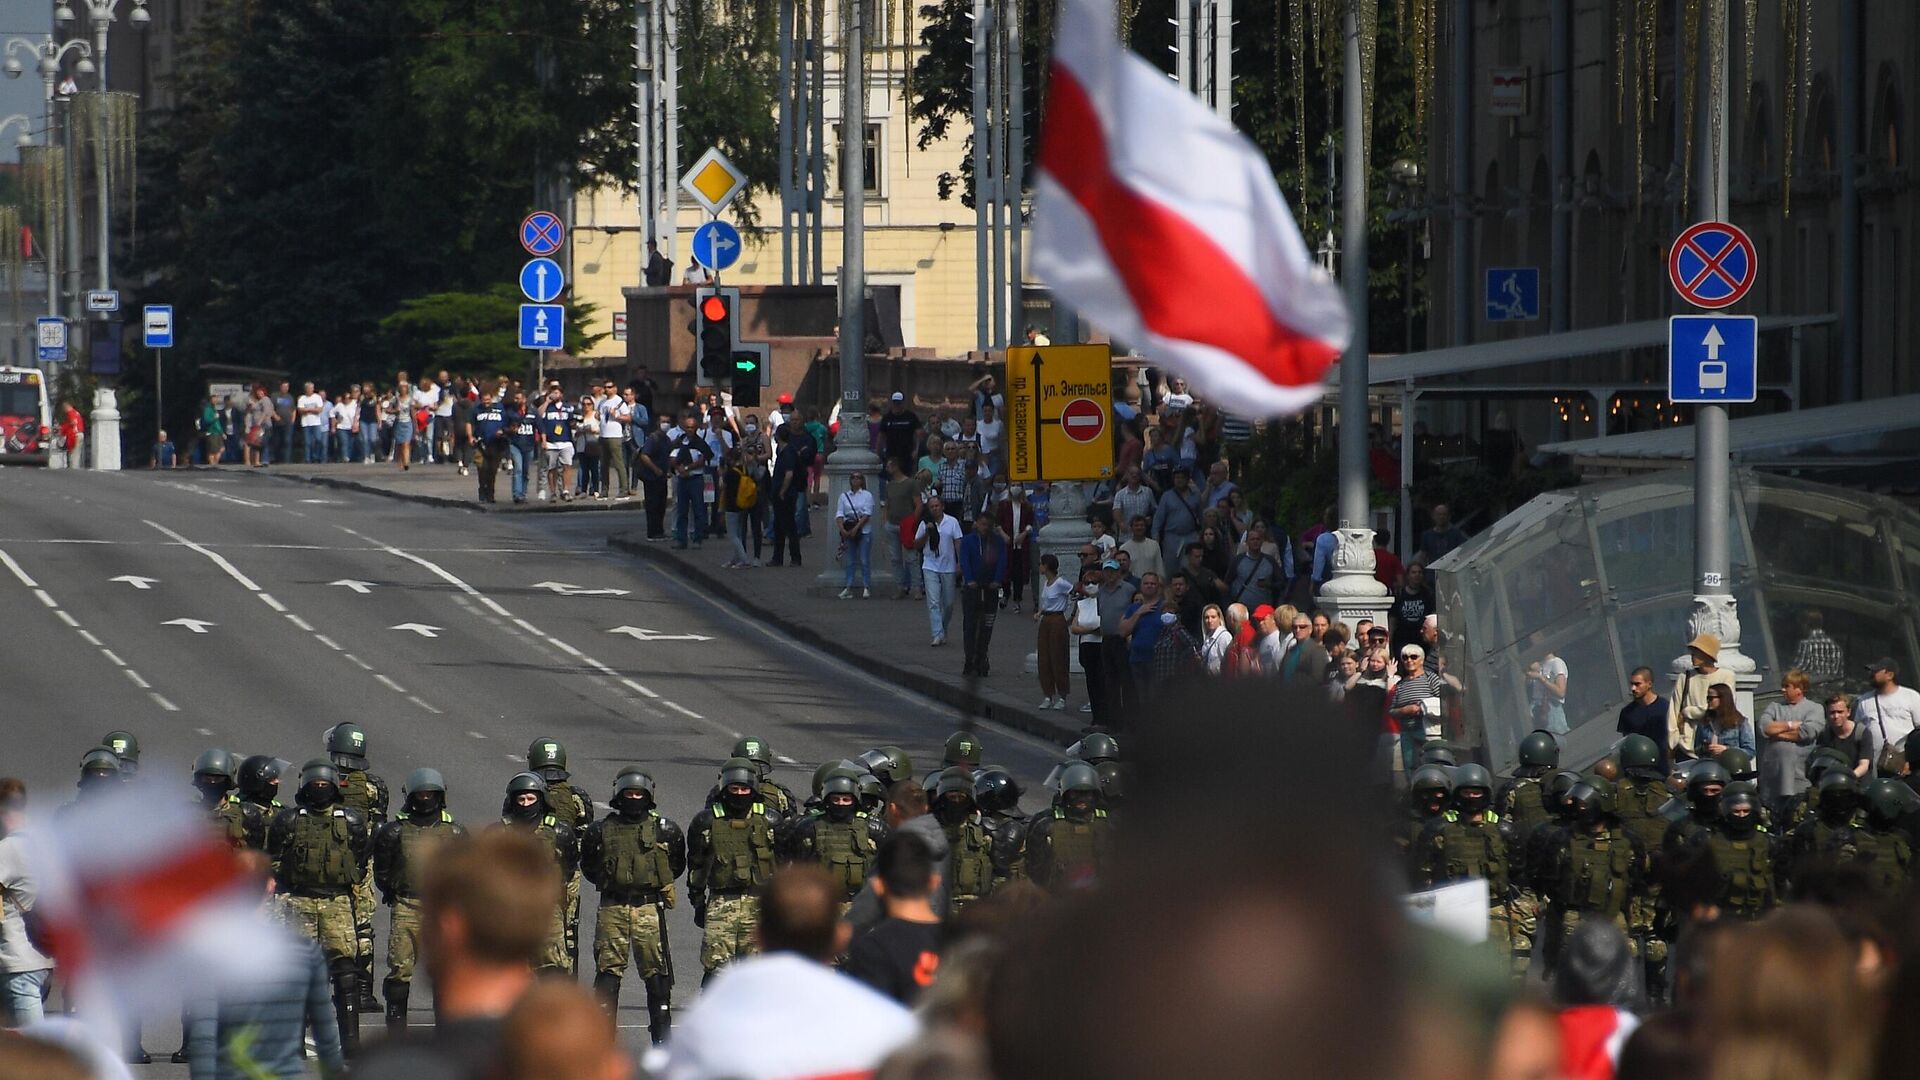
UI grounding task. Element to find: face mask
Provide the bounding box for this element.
[1819,793,1856,825]
[824,799,856,823]
[1572,800,1603,827]
[194,777,229,804]
[1724,810,1757,837]
[722,789,754,815]
[299,782,340,809]
[1062,794,1096,819]
[617,795,651,820]
[407,793,442,818]
[1456,791,1488,816]
[933,797,972,826]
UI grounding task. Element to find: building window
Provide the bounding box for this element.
[833,122,883,196]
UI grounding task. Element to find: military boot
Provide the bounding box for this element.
[357,955,381,1014]
[645,975,674,1045]
[593,971,621,1014]
[331,964,361,1055]
[384,979,410,1033]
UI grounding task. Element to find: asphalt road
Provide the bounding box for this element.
[0,466,1064,1073]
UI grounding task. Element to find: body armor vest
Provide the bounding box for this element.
[284,808,357,889]
[1429,812,1508,894]
[1557,830,1633,916]
[547,781,590,828]
[1040,808,1110,886]
[394,812,459,897]
[706,804,775,892]
[944,818,995,902]
[1856,828,1912,897]
[1706,831,1775,917]
[1614,780,1670,853]
[340,768,382,820]
[809,815,877,895]
[1503,777,1554,840]
[599,814,675,893]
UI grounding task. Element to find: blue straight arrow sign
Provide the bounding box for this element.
[520,257,565,303]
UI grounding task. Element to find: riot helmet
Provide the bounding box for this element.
[503,771,549,821]
[972,766,1023,815]
[1055,762,1102,820]
[612,768,656,819]
[857,746,914,786]
[1516,730,1560,771]
[101,730,140,774]
[297,759,342,808]
[526,738,569,780]
[943,731,984,769]
[323,722,369,771]
[732,738,774,779]
[1065,733,1119,766]
[403,768,447,817]
[820,774,861,823]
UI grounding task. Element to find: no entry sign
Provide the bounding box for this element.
[1060,398,1106,443]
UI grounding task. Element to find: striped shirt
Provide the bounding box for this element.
[1391,671,1448,738]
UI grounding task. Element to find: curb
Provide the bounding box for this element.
[255,469,641,514]
[606,535,1081,749]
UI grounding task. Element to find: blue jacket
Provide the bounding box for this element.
[1694,716,1757,758]
[188,933,343,1079]
[957,533,1010,587]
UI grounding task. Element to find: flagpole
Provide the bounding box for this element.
[1318,1,1390,629]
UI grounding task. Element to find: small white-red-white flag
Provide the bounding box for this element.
[1031,0,1351,418]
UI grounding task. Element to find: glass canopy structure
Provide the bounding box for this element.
[1432,470,1920,773]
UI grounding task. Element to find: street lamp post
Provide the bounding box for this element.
[56,0,147,472]
[3,36,92,352]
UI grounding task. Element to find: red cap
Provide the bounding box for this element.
[777,393,793,405]
[1252,604,1276,621]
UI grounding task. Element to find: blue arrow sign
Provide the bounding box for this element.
[519,257,565,303]
[519,304,565,351]
[1484,267,1540,322]
[692,220,743,272]
[1669,315,1758,404]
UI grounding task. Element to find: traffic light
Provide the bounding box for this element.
[697,290,732,384]
[731,349,762,407]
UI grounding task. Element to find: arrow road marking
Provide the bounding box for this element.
[607,625,713,642]
[162,618,215,634]
[331,579,376,594]
[532,580,631,597]
[390,623,442,638]
[111,575,158,590]
[1701,324,1725,360]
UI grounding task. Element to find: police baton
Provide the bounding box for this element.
[657,894,675,987]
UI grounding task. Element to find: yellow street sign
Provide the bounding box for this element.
[1006,344,1115,482]
[680,147,749,216]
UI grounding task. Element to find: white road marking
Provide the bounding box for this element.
[76,630,101,646]
[467,731,488,739]
[110,574,159,589]
[389,623,442,638]
[32,589,56,608]
[343,654,375,671]
[607,625,713,642]
[374,673,407,692]
[161,618,217,634]
[331,579,376,593]
[287,614,315,632]
[531,581,631,597]
[155,480,280,508]
[100,650,127,666]
[259,593,288,613]
[407,695,443,714]
[0,547,175,717]
[55,609,79,628]
[124,669,150,689]
[144,520,264,591]
[195,729,214,737]
[154,695,180,712]
[314,634,342,651]
[0,550,39,587]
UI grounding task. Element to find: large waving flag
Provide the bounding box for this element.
[1031,0,1351,417]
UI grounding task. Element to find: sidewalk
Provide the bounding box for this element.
[254,462,1082,746]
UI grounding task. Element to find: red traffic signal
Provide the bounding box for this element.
[701,294,729,323]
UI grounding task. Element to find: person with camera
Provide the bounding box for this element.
[838,471,877,599]
[914,494,965,647]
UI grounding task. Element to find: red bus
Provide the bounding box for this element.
[0,366,52,465]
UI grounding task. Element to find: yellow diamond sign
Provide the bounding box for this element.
[680,147,748,215]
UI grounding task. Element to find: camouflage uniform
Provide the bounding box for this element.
[686,799,776,978]
[1416,808,1516,956]
[371,805,463,1027]
[582,800,686,1043]
[336,765,389,985]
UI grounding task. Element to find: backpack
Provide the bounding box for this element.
[793,430,818,469]
[734,467,759,509]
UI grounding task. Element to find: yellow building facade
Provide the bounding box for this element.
[570,12,1032,360]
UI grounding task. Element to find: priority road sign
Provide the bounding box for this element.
[519,257,565,303]
[1484,267,1540,321]
[519,304,565,351]
[520,211,566,256]
[1668,221,1756,309]
[143,305,174,348]
[680,147,749,216]
[1669,315,1758,403]
[36,316,65,362]
[692,220,743,272]
[1006,344,1115,483]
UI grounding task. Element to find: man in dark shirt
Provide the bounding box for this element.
[352,831,558,1080]
[877,393,922,474]
[769,427,804,567]
[1389,562,1436,657]
[1615,666,1671,772]
[843,832,944,1006]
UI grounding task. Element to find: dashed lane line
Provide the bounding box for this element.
[0,548,178,716]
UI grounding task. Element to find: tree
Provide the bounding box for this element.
[675,0,782,232]
[378,286,606,378]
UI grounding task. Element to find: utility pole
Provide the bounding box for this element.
[817,0,877,591]
[971,0,991,351]
[777,0,793,284]
[1548,0,1570,335]
[635,0,656,266]
[1449,0,1471,347]
[1317,3,1390,628]
[1836,0,1861,400]
[1004,0,1022,345]
[809,3,824,285]
[1686,0,1755,699]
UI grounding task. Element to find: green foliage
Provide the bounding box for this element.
[676,0,781,232]
[378,285,606,377]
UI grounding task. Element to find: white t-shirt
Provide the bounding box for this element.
[598,397,627,441]
[766,407,788,433]
[1862,685,1920,754]
[977,417,1004,455]
[296,393,326,428]
[916,514,965,574]
[1163,390,1194,412]
[434,386,455,417]
[331,400,358,430]
[660,953,917,1080]
[413,384,441,413]
[1091,533,1119,557]
[838,488,876,535]
[1070,594,1101,644]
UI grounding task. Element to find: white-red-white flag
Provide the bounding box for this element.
[1031,0,1351,418]
[23,781,293,1046]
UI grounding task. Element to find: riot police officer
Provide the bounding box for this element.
[495,772,579,974]
[66,748,123,807]
[581,769,686,1044]
[687,759,778,983]
[1663,760,1730,856]
[943,731,985,774]
[1695,786,1778,918]
[1496,730,1560,966]
[371,768,465,1032]
[1858,779,1916,898]
[237,755,289,814]
[324,723,388,1011]
[1782,747,1855,828]
[783,773,885,899]
[931,767,996,912]
[1786,770,1863,890]
[100,730,140,776]
[974,765,1027,885]
[1415,763,1516,958]
[1025,762,1114,891]
[195,749,266,850]
[1398,765,1455,869]
[1539,777,1646,975]
[267,760,372,1049]
[527,738,594,973]
[1065,732,1119,767]
[1612,734,1672,990]
[728,737,797,819]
